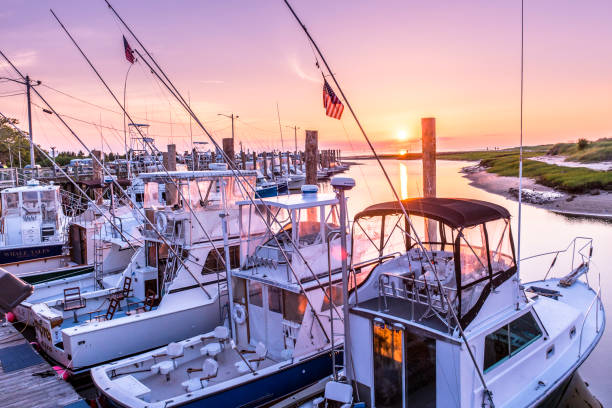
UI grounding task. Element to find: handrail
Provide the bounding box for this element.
[520,237,593,282]
[578,287,603,359]
[377,271,457,330]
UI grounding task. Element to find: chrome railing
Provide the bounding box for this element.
[578,287,604,360]
[521,237,594,284]
[378,271,457,331]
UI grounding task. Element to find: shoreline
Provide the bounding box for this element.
[462,167,612,220]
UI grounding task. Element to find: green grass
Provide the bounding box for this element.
[480,154,612,193]
[547,138,612,163]
[434,147,612,193]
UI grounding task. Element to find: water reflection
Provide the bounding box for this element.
[321,159,612,405]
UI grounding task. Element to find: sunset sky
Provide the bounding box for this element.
[1,0,610,155]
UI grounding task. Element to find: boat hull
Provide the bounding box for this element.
[0,243,64,265]
[102,351,338,408]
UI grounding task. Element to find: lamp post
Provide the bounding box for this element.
[0,76,41,171]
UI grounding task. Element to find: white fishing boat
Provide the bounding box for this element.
[0,180,69,271]
[303,197,604,408]
[0,179,140,284]
[91,179,380,408]
[29,169,257,373]
[13,204,142,324]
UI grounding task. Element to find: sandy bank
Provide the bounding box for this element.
[463,168,612,219]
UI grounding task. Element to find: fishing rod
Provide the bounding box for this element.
[49,9,228,271]
[102,1,344,333]
[282,1,495,404]
[0,49,213,300]
[0,111,141,254]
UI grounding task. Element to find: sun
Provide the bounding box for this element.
[399,149,407,155]
[396,130,408,141]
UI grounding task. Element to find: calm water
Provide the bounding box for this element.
[321,159,612,405]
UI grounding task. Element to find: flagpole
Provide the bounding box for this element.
[123,61,133,179]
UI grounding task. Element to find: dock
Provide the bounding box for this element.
[0,322,85,408]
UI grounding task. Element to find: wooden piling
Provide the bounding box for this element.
[305,130,318,185]
[164,144,178,206]
[252,151,257,171]
[92,149,103,205]
[222,138,234,167]
[262,152,269,178]
[421,117,437,242]
[241,150,247,170]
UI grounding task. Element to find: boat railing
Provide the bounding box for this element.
[247,244,293,281]
[521,237,594,285]
[377,271,457,331]
[578,286,604,360]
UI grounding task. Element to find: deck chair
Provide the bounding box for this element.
[186,358,219,380]
[63,287,86,323]
[129,290,157,314]
[313,381,354,408]
[113,277,133,301]
[94,297,120,321]
[153,342,185,366]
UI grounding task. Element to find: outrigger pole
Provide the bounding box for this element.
[0,111,141,253]
[0,48,213,300]
[48,9,228,274]
[101,0,345,339]
[282,1,495,405]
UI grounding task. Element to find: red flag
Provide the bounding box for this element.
[323,80,344,119]
[123,35,135,64]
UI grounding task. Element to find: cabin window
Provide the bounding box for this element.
[321,284,343,312]
[486,219,515,273]
[232,278,247,304]
[22,191,39,211]
[268,286,282,313]
[3,193,18,215]
[143,182,159,208]
[484,312,542,372]
[145,241,157,268]
[282,291,307,323]
[248,282,263,307]
[201,245,240,274]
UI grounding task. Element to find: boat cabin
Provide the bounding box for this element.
[233,186,346,361]
[0,180,66,248]
[347,198,521,407]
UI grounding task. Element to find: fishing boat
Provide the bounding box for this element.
[255,170,279,198]
[28,169,258,373]
[1,179,142,286]
[303,197,604,408]
[12,203,142,324]
[0,180,69,267]
[90,179,377,408]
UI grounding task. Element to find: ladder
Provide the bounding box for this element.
[93,221,104,289]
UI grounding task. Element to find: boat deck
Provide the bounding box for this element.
[104,334,279,404]
[0,322,85,408]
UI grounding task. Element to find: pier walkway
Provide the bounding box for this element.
[0,322,85,408]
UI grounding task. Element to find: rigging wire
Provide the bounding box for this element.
[516,0,524,310]
[282,1,496,404]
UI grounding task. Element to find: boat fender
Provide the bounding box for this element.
[232,304,247,325]
[155,212,168,232]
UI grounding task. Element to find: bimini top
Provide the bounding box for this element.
[355,197,510,229]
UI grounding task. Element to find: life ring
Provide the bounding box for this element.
[232,304,247,325]
[155,212,168,232]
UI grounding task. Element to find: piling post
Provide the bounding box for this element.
[421,117,437,242]
[164,144,178,206]
[305,130,318,185]
[92,149,103,205]
[222,138,235,167]
[270,150,276,176]
[252,151,257,171]
[241,149,247,170]
[263,152,269,178]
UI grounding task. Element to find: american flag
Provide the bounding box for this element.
[123,35,135,64]
[323,80,344,119]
